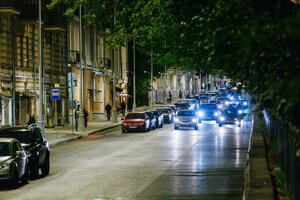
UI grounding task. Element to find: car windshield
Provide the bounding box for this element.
[162,109,170,114]
[200,104,217,110]
[125,113,145,119]
[0,142,12,156]
[175,102,189,107]
[177,111,195,117]
[0,131,32,144]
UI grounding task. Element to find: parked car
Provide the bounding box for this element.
[150,109,164,128]
[121,112,151,133]
[174,109,198,130]
[0,138,29,187]
[164,105,177,113]
[197,103,219,123]
[144,111,157,130]
[174,102,191,110]
[157,107,174,124]
[0,125,50,178]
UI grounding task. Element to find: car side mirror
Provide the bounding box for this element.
[15,151,23,157]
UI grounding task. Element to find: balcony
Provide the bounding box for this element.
[0,0,21,15]
[68,50,80,64]
[97,58,111,69]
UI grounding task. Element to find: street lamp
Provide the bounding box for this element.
[144,70,153,108]
[37,0,44,133]
[125,70,136,111]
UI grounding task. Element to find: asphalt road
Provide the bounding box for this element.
[0,117,253,200]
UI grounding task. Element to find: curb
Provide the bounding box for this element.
[48,124,122,148]
[243,112,274,200]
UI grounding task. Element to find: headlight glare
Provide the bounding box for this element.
[0,163,9,170]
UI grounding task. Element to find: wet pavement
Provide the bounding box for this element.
[41,111,273,200]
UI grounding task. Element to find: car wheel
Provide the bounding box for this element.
[195,125,198,130]
[21,164,29,184]
[238,122,241,127]
[30,162,39,178]
[219,123,223,127]
[160,122,164,128]
[198,119,202,123]
[174,126,178,130]
[11,169,19,188]
[122,129,125,133]
[41,154,50,177]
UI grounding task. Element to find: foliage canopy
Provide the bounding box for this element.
[49,0,300,129]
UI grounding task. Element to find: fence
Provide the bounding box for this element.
[262,110,300,200]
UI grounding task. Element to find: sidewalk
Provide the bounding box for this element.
[44,115,123,147]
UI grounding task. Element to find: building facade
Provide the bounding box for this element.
[0,1,127,128]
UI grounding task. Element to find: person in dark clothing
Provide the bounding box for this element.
[168,91,172,103]
[83,108,89,128]
[105,103,112,121]
[75,105,80,131]
[179,89,183,99]
[121,100,126,116]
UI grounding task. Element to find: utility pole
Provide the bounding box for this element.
[132,37,136,110]
[150,39,154,109]
[78,5,85,132]
[37,0,44,133]
[111,5,118,123]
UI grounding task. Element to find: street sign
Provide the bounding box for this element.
[51,87,60,100]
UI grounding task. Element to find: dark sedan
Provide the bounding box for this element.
[197,103,219,123]
[0,138,29,187]
[218,107,242,127]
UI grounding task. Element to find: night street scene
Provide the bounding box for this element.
[0,0,299,200]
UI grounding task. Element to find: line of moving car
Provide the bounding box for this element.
[122,89,249,131]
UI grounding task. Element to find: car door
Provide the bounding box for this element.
[12,141,27,178]
[33,128,47,166]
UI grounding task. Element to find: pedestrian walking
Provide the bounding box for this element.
[121,100,126,116]
[83,108,89,128]
[75,105,80,131]
[179,89,183,99]
[168,91,172,103]
[105,102,112,121]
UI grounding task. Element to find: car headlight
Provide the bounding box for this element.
[219,116,225,121]
[174,118,179,122]
[192,118,197,123]
[0,163,9,170]
[243,102,247,106]
[214,112,218,116]
[123,122,128,126]
[139,121,145,125]
[238,110,243,114]
[197,111,204,117]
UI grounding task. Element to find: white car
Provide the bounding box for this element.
[174,109,198,130]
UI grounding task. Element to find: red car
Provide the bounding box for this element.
[122,112,151,133]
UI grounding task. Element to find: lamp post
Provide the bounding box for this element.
[125,70,136,112]
[144,70,153,108]
[37,0,44,133]
[133,37,136,110]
